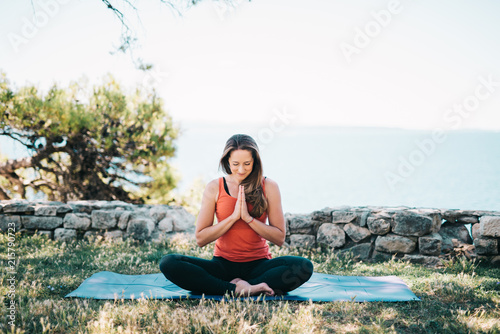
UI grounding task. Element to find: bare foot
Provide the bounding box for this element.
[234,279,275,297]
[230,278,243,284]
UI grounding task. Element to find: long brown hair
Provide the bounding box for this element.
[219,134,268,217]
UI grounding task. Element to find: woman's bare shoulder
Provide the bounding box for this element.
[201,178,220,203]
[205,178,220,193]
[264,177,280,193]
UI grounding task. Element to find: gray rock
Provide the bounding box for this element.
[54,228,77,241]
[360,210,371,227]
[57,205,73,214]
[369,210,393,219]
[330,205,352,211]
[408,209,442,233]
[0,215,22,232]
[68,201,102,214]
[418,233,442,256]
[290,234,316,249]
[471,223,480,239]
[403,254,443,268]
[34,205,58,216]
[3,201,35,214]
[311,208,332,224]
[331,211,357,224]
[474,238,498,255]
[158,217,174,232]
[63,213,91,230]
[477,210,500,216]
[132,208,151,217]
[439,222,473,253]
[371,250,394,261]
[91,210,118,229]
[167,207,196,232]
[22,216,63,230]
[375,233,417,254]
[392,212,433,237]
[373,206,409,215]
[127,218,155,240]
[442,209,460,222]
[67,200,133,214]
[367,216,391,235]
[457,215,479,224]
[343,223,371,242]
[289,214,315,234]
[117,211,132,230]
[34,203,72,216]
[149,205,172,222]
[409,208,440,215]
[429,213,443,234]
[317,223,346,248]
[480,216,500,237]
[104,230,124,241]
[341,243,372,260]
[284,213,292,237]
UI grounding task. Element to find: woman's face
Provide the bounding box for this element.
[228,149,254,181]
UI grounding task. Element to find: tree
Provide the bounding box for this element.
[0,72,178,203]
[99,0,248,69]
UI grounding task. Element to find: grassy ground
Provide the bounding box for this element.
[1,232,499,334]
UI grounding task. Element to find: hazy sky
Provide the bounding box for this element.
[1,0,500,131]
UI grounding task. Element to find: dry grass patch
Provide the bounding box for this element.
[1,232,499,333]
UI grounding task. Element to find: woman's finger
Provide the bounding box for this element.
[237,185,242,200]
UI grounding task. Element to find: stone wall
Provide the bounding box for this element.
[286,206,500,266]
[1,200,499,266]
[0,200,195,243]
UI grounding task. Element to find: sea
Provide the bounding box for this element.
[1,123,499,215]
[170,123,500,214]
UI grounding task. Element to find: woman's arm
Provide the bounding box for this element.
[195,179,240,248]
[241,178,286,246]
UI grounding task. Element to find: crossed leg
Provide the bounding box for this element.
[159,254,313,297]
[244,256,314,295]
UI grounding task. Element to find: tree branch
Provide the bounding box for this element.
[0,132,34,149]
[0,144,67,173]
[0,156,33,174]
[0,184,10,200]
[0,171,26,198]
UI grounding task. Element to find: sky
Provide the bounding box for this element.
[2,0,500,133]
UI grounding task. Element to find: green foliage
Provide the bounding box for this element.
[0,72,178,203]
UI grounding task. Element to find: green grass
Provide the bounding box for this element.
[1,232,499,334]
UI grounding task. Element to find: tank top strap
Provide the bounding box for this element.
[218,177,225,197]
[219,176,266,197]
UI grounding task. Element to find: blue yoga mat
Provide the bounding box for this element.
[65,271,420,302]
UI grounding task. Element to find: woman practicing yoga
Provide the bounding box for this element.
[159,134,313,297]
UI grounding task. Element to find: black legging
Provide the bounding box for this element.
[159,254,314,296]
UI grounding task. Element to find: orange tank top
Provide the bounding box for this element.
[213,177,272,262]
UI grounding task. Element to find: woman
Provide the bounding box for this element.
[159,134,313,297]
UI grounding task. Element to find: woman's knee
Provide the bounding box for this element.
[285,256,314,278]
[301,257,314,276]
[159,254,182,275]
